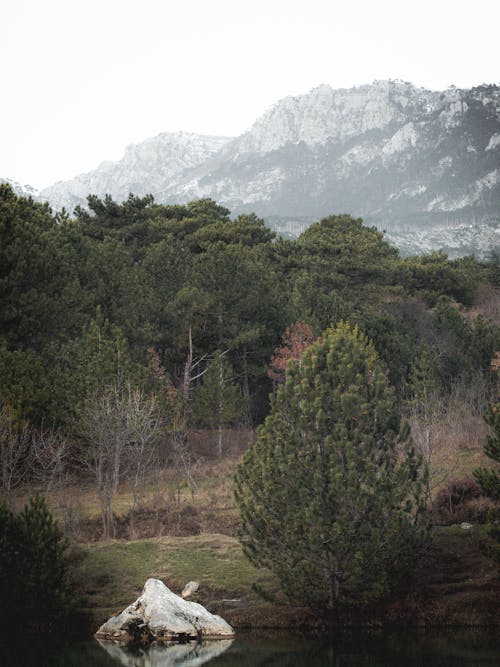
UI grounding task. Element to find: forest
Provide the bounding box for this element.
[1,183,499,502]
[0,182,499,623]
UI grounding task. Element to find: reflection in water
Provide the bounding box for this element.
[97,638,234,667]
[216,631,500,667]
[1,631,499,666]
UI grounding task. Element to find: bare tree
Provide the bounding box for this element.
[0,401,32,508]
[79,382,162,539]
[30,427,69,493]
[182,325,207,401]
[127,389,162,515]
[149,346,199,501]
[168,386,199,499]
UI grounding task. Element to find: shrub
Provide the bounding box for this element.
[433,477,482,524]
[0,495,74,634]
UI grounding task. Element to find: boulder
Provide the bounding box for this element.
[182,581,200,598]
[95,578,234,642]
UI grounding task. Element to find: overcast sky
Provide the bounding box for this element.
[1,0,499,189]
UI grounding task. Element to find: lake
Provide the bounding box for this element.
[1,630,499,666]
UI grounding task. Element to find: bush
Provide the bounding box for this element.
[0,495,74,634]
[433,477,483,524]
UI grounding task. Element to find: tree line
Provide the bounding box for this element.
[1,183,499,535]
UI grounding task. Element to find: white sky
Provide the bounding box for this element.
[1,0,499,189]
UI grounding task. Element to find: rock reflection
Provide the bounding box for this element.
[96,638,234,667]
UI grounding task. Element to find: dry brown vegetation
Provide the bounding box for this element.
[467,284,500,326]
[6,411,495,542]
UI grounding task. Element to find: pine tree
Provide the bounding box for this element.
[473,404,500,563]
[474,404,500,501]
[193,351,242,456]
[0,495,73,632]
[234,323,428,608]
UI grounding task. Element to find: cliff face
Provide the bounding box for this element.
[35,81,500,255]
[40,132,232,212]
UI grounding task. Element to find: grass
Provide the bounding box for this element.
[69,525,499,632]
[155,535,276,606]
[70,539,160,618]
[69,533,275,627]
[414,526,500,626]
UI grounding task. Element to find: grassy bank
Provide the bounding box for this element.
[69,532,276,631]
[69,525,499,632]
[8,427,499,631]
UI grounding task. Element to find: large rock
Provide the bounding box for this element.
[95,578,234,642]
[181,581,200,598]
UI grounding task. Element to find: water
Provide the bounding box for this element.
[1,630,498,666]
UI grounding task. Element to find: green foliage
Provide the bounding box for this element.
[402,252,482,306]
[485,249,500,288]
[0,343,53,423]
[408,345,443,408]
[0,495,73,633]
[291,215,401,319]
[431,297,500,385]
[290,271,353,332]
[470,315,500,373]
[362,313,418,393]
[193,352,242,431]
[50,314,145,428]
[474,404,500,501]
[0,184,85,350]
[234,323,429,608]
[0,183,496,433]
[474,404,500,564]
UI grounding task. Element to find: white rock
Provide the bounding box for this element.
[95,578,234,642]
[182,581,200,598]
[486,132,500,151]
[382,122,418,156]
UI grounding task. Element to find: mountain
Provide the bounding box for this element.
[38,81,500,256]
[40,132,233,212]
[0,177,40,200]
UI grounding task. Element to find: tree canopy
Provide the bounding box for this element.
[0,184,496,433]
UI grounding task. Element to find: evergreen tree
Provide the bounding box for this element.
[408,345,443,413]
[193,351,242,456]
[234,323,428,608]
[473,404,500,564]
[474,404,500,501]
[0,495,73,632]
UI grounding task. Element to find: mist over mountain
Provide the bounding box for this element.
[11,81,500,256]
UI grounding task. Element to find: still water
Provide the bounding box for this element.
[1,631,499,666]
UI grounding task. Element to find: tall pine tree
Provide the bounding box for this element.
[473,404,500,563]
[235,322,428,608]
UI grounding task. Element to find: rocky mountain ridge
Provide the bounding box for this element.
[0,177,40,200]
[38,131,232,213]
[6,80,500,256]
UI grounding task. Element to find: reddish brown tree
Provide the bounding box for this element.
[267,320,314,384]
